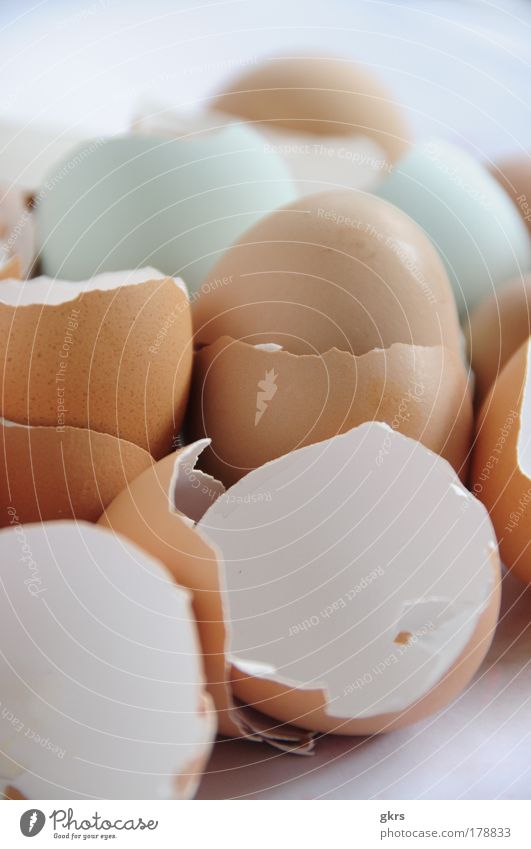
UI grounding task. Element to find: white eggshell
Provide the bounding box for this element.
[197,422,499,732]
[0,522,214,799]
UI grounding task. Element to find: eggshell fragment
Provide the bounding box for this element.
[490,154,531,237]
[466,273,531,404]
[0,419,153,525]
[0,268,192,458]
[376,140,531,314]
[193,190,462,356]
[471,338,531,584]
[212,54,410,165]
[36,121,294,293]
[0,521,215,799]
[196,422,500,735]
[0,185,35,279]
[188,337,472,485]
[99,442,315,754]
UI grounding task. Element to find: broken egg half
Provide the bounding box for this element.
[102,426,499,740]
[197,423,500,735]
[472,337,531,584]
[188,336,472,485]
[0,418,153,525]
[0,268,192,459]
[0,521,215,799]
[211,54,410,168]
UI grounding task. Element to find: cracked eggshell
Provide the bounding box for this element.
[36,122,294,294]
[0,521,214,799]
[0,419,153,525]
[188,337,472,485]
[375,140,531,315]
[255,128,390,197]
[98,442,315,754]
[193,190,461,356]
[211,54,410,166]
[471,338,531,584]
[466,273,531,404]
[0,268,192,459]
[196,422,500,736]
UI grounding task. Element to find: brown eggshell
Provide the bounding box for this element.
[211,54,410,164]
[193,190,461,356]
[0,256,21,280]
[188,337,472,485]
[490,155,531,237]
[0,421,153,525]
[471,338,531,583]
[0,274,192,458]
[466,273,531,404]
[98,452,235,730]
[230,552,500,736]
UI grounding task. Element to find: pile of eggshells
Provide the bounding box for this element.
[1,54,531,800]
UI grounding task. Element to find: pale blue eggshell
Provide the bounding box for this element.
[375,139,531,314]
[36,125,295,293]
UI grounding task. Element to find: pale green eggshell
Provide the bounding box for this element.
[36,125,295,293]
[375,139,531,315]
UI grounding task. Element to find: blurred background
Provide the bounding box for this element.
[1,0,530,159]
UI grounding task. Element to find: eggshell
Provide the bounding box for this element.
[99,442,315,754]
[193,190,462,356]
[0,419,153,525]
[0,118,83,194]
[471,338,531,584]
[0,256,21,280]
[490,154,531,237]
[0,185,35,278]
[256,128,390,197]
[197,422,500,735]
[0,521,215,799]
[0,269,192,458]
[188,337,472,485]
[212,54,410,165]
[36,121,294,293]
[466,273,531,404]
[375,140,531,314]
